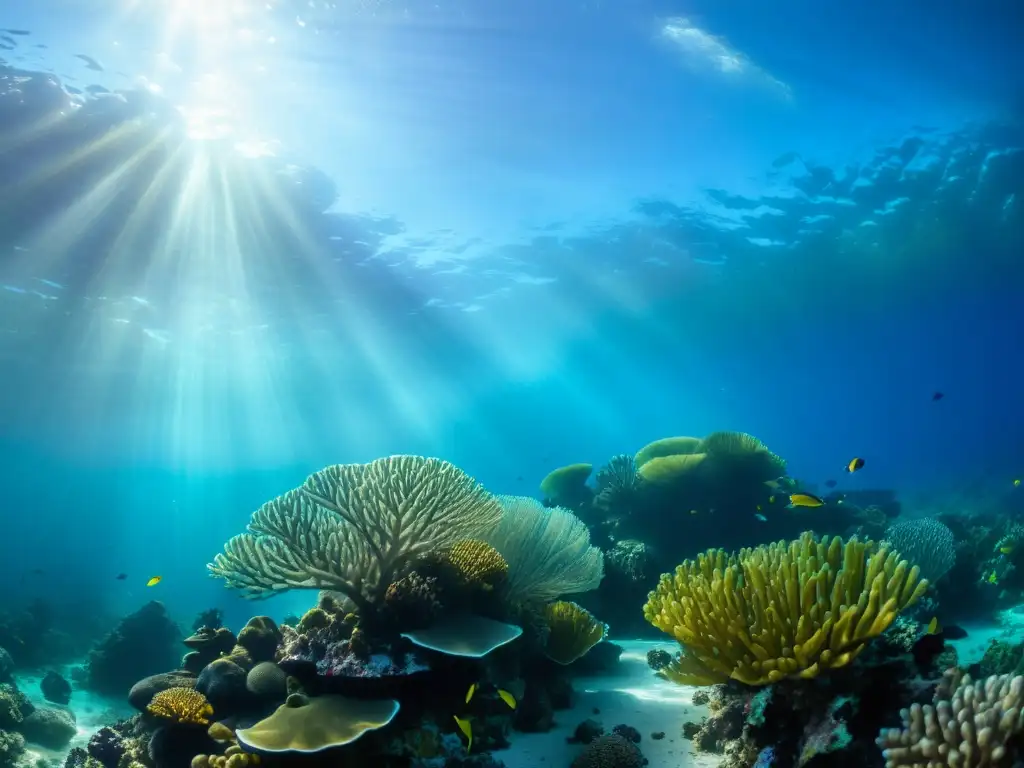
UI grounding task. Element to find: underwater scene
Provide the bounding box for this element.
[1,1,1023,767]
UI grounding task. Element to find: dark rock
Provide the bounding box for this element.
[566,718,604,744]
[64,746,91,768]
[196,659,249,713]
[570,640,623,673]
[943,624,968,640]
[41,670,72,705]
[236,617,281,663]
[148,724,217,768]
[682,721,702,740]
[651,731,665,740]
[20,707,77,749]
[513,681,554,733]
[646,648,672,671]
[547,675,574,710]
[128,671,197,711]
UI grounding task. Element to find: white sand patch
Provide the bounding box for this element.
[501,640,722,768]
[15,663,135,764]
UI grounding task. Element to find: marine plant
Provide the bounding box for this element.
[643,532,929,685]
[207,456,503,613]
[485,495,604,603]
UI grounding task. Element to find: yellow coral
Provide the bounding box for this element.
[699,431,786,476]
[634,436,703,467]
[442,539,508,589]
[643,532,929,686]
[637,453,707,484]
[147,687,214,725]
[542,601,608,665]
[539,464,593,503]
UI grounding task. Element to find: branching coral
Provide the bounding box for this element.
[486,495,604,603]
[877,672,1024,766]
[208,456,503,611]
[146,687,213,725]
[644,532,929,686]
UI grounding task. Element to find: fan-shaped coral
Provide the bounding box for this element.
[207,456,503,612]
[882,518,956,583]
[146,688,213,725]
[485,495,604,603]
[644,532,929,686]
[542,601,608,665]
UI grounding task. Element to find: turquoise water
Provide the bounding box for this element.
[1,2,1023,768]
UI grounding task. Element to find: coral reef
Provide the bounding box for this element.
[85,602,181,696]
[569,733,646,768]
[645,532,929,684]
[541,602,608,665]
[146,688,214,726]
[539,464,594,510]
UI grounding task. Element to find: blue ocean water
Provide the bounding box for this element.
[0,1,1023,766]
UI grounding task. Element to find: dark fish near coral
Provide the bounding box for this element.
[932,391,944,401]
[116,573,127,580]
[845,457,865,473]
[788,492,824,509]
[825,479,837,488]
[941,624,968,640]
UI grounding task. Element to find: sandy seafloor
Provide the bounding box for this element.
[13,624,1024,768]
[502,640,722,768]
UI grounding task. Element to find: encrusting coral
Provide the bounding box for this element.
[207,456,503,612]
[542,601,608,665]
[634,436,703,467]
[877,670,1024,766]
[146,687,213,725]
[539,464,593,507]
[638,453,707,484]
[644,532,929,685]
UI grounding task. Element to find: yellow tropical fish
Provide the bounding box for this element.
[1015,479,1021,487]
[1000,545,1016,555]
[988,572,998,584]
[453,715,472,752]
[927,617,940,635]
[497,689,517,710]
[146,576,162,587]
[788,493,824,509]
[465,683,476,704]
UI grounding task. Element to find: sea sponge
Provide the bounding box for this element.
[877,673,1024,766]
[570,733,645,768]
[644,532,929,685]
[146,687,214,725]
[295,608,330,634]
[539,464,593,506]
[235,693,399,754]
[542,601,608,665]
[634,436,703,467]
[637,453,707,484]
[209,456,503,611]
[237,617,281,663]
[246,662,287,700]
[382,572,441,629]
[440,539,508,589]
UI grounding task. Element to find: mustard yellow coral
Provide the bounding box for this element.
[643,532,929,686]
[147,687,214,725]
[637,453,707,484]
[543,601,608,665]
[634,436,703,467]
[442,539,508,589]
[539,464,593,503]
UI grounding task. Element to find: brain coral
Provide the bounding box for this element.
[570,734,645,768]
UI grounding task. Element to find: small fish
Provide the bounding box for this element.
[465,683,476,704]
[825,479,837,488]
[115,573,127,580]
[1000,545,1016,555]
[788,493,824,509]
[146,576,163,587]
[453,715,472,752]
[845,457,865,473]
[1015,479,1021,488]
[932,391,944,401]
[926,617,940,635]
[764,479,780,490]
[756,505,762,511]
[988,572,998,584]
[689,509,698,515]
[754,513,767,522]
[497,689,517,709]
